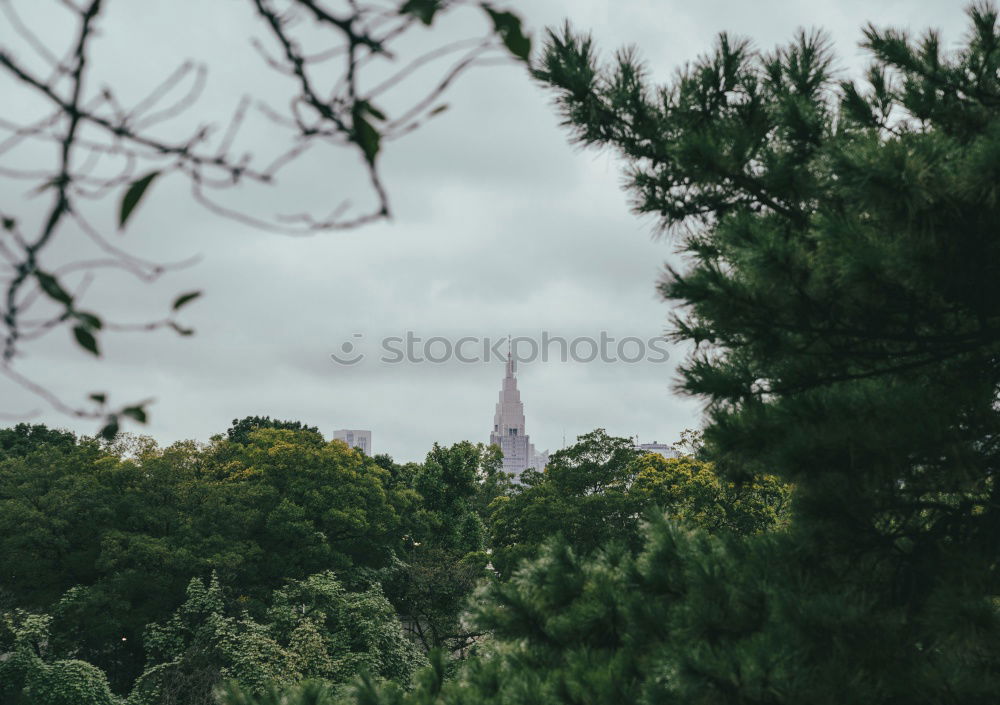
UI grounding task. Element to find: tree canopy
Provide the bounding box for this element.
[288,4,1000,703]
[6,4,1000,704]
[509,4,1000,701]
[489,429,788,576]
[0,427,409,690]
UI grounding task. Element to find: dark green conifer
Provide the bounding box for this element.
[359,5,1000,703]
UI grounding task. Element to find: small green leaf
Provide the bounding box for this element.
[2,217,15,231]
[99,416,119,440]
[89,393,107,404]
[74,311,103,330]
[172,290,202,310]
[428,104,449,116]
[352,105,381,165]
[169,321,195,336]
[119,171,161,229]
[121,405,148,423]
[36,271,73,306]
[483,6,531,61]
[73,325,99,356]
[359,100,387,121]
[399,0,442,25]
[31,178,59,195]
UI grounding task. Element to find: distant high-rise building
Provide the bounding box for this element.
[489,351,547,481]
[333,429,371,455]
[635,440,679,459]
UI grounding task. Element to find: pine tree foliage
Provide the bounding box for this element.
[340,5,1000,703]
[531,4,1000,702]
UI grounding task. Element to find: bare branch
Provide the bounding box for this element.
[0,0,529,431]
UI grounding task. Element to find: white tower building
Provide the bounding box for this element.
[489,351,547,481]
[333,429,371,455]
[635,440,679,459]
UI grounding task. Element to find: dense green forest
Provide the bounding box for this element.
[0,420,784,703]
[5,3,1000,704]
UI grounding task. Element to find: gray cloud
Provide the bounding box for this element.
[1,0,967,460]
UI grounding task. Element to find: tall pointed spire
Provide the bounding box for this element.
[490,342,547,481]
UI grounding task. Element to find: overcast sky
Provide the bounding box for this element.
[1,0,967,461]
